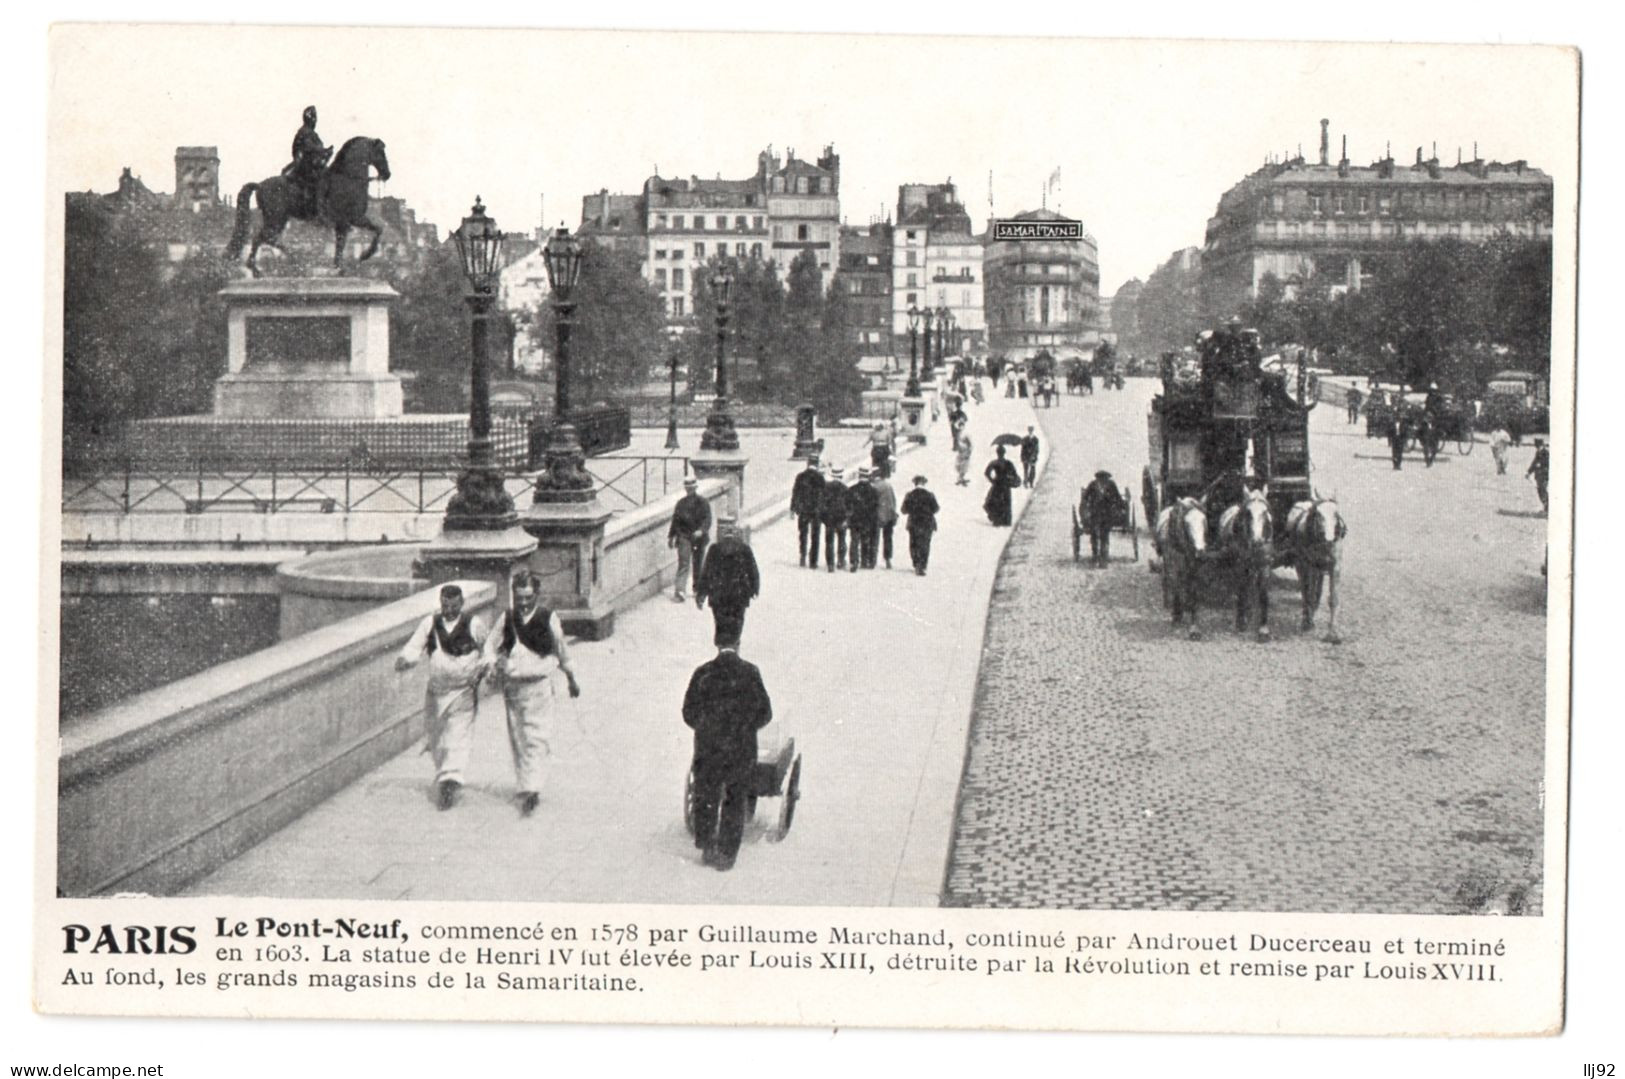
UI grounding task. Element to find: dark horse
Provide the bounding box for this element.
[224,137,391,277]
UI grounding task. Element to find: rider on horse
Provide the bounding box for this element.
[285,106,332,218]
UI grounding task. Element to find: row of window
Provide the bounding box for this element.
[653,213,766,231]
[1283,189,1536,216]
[897,290,976,310]
[770,174,830,195]
[655,242,766,263]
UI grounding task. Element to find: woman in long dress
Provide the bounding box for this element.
[983,445,1021,526]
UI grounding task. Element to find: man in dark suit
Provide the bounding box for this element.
[697,517,761,645]
[900,474,940,576]
[819,466,851,572]
[1019,425,1041,488]
[790,454,825,569]
[682,638,773,870]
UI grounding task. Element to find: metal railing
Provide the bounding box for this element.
[63,455,690,516]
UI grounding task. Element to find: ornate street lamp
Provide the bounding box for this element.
[906,302,922,398]
[921,306,937,380]
[942,309,957,372]
[934,305,952,377]
[664,327,682,451]
[533,224,594,504]
[700,269,739,451]
[443,196,516,530]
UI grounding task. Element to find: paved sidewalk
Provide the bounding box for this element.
[189,385,1043,907]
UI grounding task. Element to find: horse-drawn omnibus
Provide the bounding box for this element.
[1142,323,1315,558]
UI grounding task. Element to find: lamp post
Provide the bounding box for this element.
[943,309,957,373]
[533,224,594,504]
[921,306,936,380]
[700,269,739,452]
[906,302,921,397]
[443,196,516,530]
[934,305,951,379]
[665,328,682,450]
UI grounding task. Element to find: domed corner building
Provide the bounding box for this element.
[982,207,1103,365]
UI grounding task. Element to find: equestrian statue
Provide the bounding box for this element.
[224,106,392,277]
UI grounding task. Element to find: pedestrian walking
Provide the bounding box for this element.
[790,454,825,568]
[1489,426,1511,475]
[871,466,898,569]
[483,572,581,817]
[984,445,1021,526]
[682,639,773,871]
[1527,437,1550,513]
[848,465,880,570]
[954,432,973,486]
[668,476,712,602]
[819,465,851,571]
[1019,425,1040,488]
[1346,387,1363,425]
[900,474,940,575]
[696,517,760,645]
[1388,415,1409,471]
[970,378,985,406]
[395,584,491,811]
[868,421,895,475]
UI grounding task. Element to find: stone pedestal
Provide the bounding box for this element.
[791,404,823,460]
[518,499,617,640]
[689,449,749,522]
[212,278,403,419]
[415,526,538,595]
[899,396,928,445]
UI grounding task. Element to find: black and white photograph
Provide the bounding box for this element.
[23,11,1601,1058]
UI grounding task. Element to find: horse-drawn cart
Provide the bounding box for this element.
[683,730,802,843]
[1072,484,1138,562]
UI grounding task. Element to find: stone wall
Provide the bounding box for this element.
[57,581,497,897]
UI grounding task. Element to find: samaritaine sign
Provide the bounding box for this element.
[991,217,1084,241]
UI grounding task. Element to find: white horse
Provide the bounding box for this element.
[1154,497,1210,639]
[1218,488,1274,642]
[1285,497,1347,642]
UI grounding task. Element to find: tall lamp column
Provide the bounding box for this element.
[444,197,516,529]
[906,302,921,397]
[700,270,739,451]
[533,225,594,504]
[665,329,682,450]
[921,307,936,380]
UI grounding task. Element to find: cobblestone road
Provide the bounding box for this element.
[944,378,1550,914]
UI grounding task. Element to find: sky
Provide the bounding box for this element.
[47,26,1576,297]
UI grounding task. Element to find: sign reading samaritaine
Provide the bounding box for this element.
[992,218,1084,241]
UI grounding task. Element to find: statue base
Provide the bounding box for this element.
[415,525,538,593]
[899,396,928,445]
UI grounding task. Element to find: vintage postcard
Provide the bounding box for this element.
[35,22,1577,1042]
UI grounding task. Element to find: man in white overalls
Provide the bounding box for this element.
[396,584,491,811]
[483,571,582,816]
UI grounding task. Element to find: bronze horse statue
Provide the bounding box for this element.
[224,136,391,276]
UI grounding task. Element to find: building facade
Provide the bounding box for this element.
[835,223,893,368]
[1201,121,1554,317]
[643,169,769,323]
[767,146,841,281]
[889,180,986,360]
[982,207,1102,359]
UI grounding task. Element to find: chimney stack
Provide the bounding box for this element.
[1319,119,1330,165]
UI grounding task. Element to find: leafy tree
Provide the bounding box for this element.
[1132,249,1204,356]
[533,239,667,407]
[385,241,474,412]
[62,199,232,451]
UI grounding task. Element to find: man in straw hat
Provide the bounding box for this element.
[818,465,851,572]
[667,475,712,602]
[848,465,880,571]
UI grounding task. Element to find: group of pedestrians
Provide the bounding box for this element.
[790,453,903,572]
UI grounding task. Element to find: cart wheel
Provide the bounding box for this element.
[1457,432,1475,455]
[1070,507,1082,561]
[683,767,697,838]
[772,756,802,842]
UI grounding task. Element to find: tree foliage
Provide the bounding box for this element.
[1235,236,1552,392]
[532,239,667,407]
[1122,251,1203,357]
[683,250,864,420]
[63,199,232,449]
